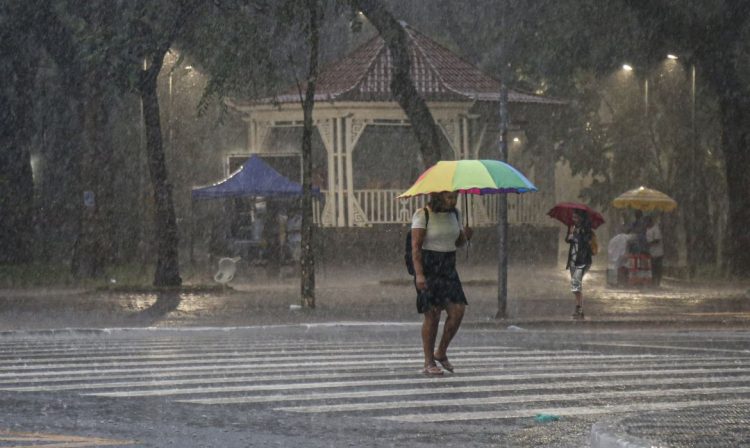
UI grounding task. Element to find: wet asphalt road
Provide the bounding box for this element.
[1,324,750,447]
[1,264,749,446]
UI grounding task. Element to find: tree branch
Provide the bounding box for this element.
[348,0,442,166]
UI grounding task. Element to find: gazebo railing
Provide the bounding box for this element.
[354,189,426,224]
[480,194,551,226]
[310,189,551,226]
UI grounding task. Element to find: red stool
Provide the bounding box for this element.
[626,254,652,286]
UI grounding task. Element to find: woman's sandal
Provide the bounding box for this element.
[434,356,454,373]
[422,364,444,376]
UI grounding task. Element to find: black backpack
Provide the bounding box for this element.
[404,207,458,275]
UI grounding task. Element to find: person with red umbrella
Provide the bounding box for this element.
[565,209,595,320]
[548,203,603,320]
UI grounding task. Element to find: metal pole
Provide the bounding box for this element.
[495,6,511,319]
[496,84,509,319]
[689,64,697,279]
[189,198,195,268]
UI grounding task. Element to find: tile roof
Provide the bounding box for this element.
[233,25,563,107]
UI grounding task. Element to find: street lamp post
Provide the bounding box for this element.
[622,64,649,117]
[688,62,697,279]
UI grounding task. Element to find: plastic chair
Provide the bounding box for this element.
[214,257,241,284]
[625,253,652,286]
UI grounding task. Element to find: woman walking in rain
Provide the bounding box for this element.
[411,191,472,376]
[566,209,594,320]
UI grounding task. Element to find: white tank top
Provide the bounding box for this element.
[411,208,462,252]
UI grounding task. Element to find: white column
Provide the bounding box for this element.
[345,117,354,226]
[248,120,255,151]
[336,117,345,227]
[346,118,369,227]
[316,119,336,227]
[436,118,460,159]
[461,115,470,160]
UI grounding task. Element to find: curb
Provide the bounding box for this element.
[463,318,750,330]
[0,322,424,337]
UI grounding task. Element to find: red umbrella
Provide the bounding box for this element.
[547,202,605,229]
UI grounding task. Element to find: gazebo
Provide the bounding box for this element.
[226,25,564,230]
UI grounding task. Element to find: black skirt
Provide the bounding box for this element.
[415,250,468,313]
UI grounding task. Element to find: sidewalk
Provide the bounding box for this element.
[0,263,748,331]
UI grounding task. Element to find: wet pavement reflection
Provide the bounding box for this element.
[0,264,748,330]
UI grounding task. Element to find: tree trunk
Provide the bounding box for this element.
[701,51,750,278]
[54,93,86,267]
[71,90,112,278]
[300,0,320,308]
[0,40,36,264]
[718,95,750,277]
[140,61,182,287]
[352,0,442,167]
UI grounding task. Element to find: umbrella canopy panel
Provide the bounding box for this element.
[612,186,677,212]
[398,159,537,198]
[547,202,605,229]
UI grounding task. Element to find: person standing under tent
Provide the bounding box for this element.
[645,215,664,286]
[411,191,472,376]
[627,209,649,254]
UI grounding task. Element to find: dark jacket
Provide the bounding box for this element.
[566,227,593,269]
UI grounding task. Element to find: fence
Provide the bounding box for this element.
[313,189,551,226]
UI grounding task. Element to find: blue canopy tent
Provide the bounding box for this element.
[190,155,319,268]
[191,155,317,199]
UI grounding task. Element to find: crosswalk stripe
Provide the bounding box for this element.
[381,397,750,422]
[83,366,750,398]
[0,348,569,366]
[0,343,520,358]
[0,355,579,379]
[0,352,679,375]
[3,359,747,393]
[0,340,433,357]
[278,385,750,413]
[580,341,750,355]
[0,356,738,388]
[0,356,750,387]
[182,374,750,405]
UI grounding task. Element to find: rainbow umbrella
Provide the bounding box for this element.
[397,159,537,198]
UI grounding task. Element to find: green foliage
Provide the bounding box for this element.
[0,263,76,288]
[0,261,231,290]
[180,0,322,111]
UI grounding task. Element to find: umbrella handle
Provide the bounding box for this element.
[461,192,471,260]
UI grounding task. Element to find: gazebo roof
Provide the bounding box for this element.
[232,25,563,107]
